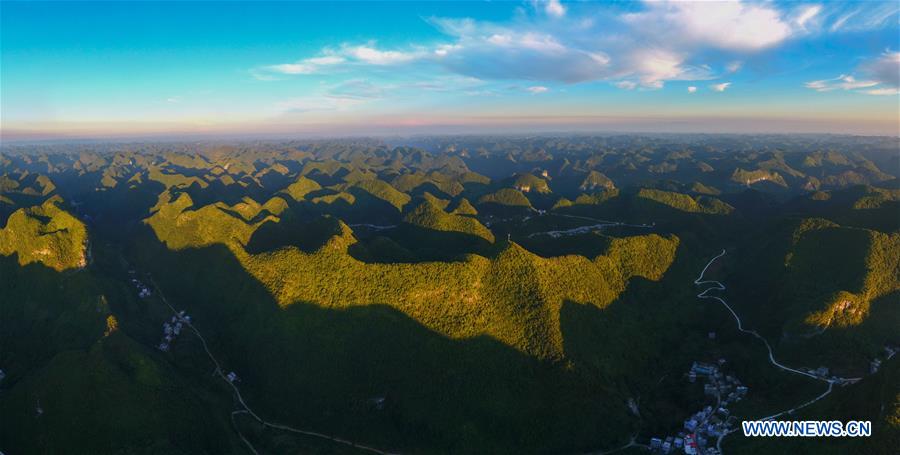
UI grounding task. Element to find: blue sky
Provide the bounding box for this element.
[2,0,899,139]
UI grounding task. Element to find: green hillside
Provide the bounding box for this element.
[402,198,494,243]
[509,173,552,194]
[580,170,615,191]
[477,188,532,208]
[787,224,899,330]
[0,199,88,271]
[636,188,734,215]
[145,192,678,360]
[2,136,898,454]
[280,176,322,201]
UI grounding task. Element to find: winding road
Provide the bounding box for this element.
[348,223,397,231]
[148,277,398,455]
[524,212,654,238]
[694,250,862,452]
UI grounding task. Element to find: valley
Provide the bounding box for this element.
[1,134,897,454]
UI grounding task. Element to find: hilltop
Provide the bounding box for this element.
[0,198,88,271]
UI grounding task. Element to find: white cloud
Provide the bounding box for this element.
[827,4,899,33]
[434,44,461,57]
[829,9,859,32]
[251,0,829,90]
[861,51,900,87]
[687,86,697,93]
[544,0,566,18]
[863,87,900,96]
[527,86,549,94]
[266,63,317,75]
[623,0,793,52]
[805,51,900,96]
[430,17,611,83]
[793,4,822,30]
[256,53,346,78]
[346,45,417,65]
[254,45,418,79]
[623,48,715,88]
[485,32,566,53]
[710,82,732,92]
[615,81,638,90]
[166,97,181,103]
[306,56,345,66]
[804,75,878,92]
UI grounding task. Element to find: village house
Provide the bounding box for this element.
[683,434,698,455]
[870,358,881,374]
[685,418,698,432]
[691,362,718,376]
[661,441,672,454]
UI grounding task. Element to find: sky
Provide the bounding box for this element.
[2,0,899,140]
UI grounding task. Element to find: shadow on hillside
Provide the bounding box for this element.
[305,168,350,187]
[0,190,52,226]
[475,201,532,218]
[349,223,494,264]
[0,252,236,454]
[255,169,294,192]
[134,230,635,453]
[557,239,700,379]
[0,255,105,375]
[246,215,343,254]
[74,179,167,241]
[777,290,900,376]
[404,182,454,200]
[556,240,740,437]
[516,232,614,259]
[285,189,403,225]
[181,179,263,207]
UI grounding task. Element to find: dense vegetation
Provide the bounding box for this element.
[0,197,88,271]
[1,134,897,454]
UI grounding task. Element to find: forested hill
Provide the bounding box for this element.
[1,135,897,454]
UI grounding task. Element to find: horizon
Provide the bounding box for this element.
[4,129,899,147]
[2,1,900,140]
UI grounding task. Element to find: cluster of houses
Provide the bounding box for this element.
[528,222,615,239]
[650,434,702,455]
[157,311,191,352]
[648,360,747,455]
[128,270,152,298]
